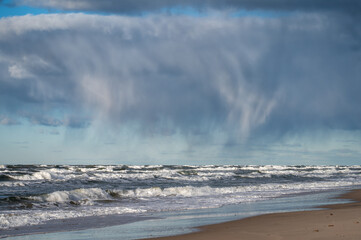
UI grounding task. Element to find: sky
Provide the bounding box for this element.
[0,0,360,165]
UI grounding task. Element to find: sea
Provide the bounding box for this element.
[1,165,361,239]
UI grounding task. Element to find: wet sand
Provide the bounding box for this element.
[147,189,361,240]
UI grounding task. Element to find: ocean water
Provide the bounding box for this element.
[1,165,361,238]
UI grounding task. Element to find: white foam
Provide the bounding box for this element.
[13,171,53,181]
[7,165,361,183]
[31,188,109,203]
[0,206,145,229]
[0,181,25,187]
[111,179,359,200]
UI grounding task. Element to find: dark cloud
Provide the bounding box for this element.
[65,118,91,129]
[9,0,361,14]
[21,113,90,128]
[0,13,360,141]
[26,115,63,127]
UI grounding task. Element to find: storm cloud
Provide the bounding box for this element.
[0,12,360,142]
[8,0,361,14]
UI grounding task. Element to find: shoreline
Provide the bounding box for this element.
[145,189,361,240]
[1,188,358,240]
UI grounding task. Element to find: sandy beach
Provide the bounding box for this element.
[147,189,361,240]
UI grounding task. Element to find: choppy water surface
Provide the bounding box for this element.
[1,165,361,231]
